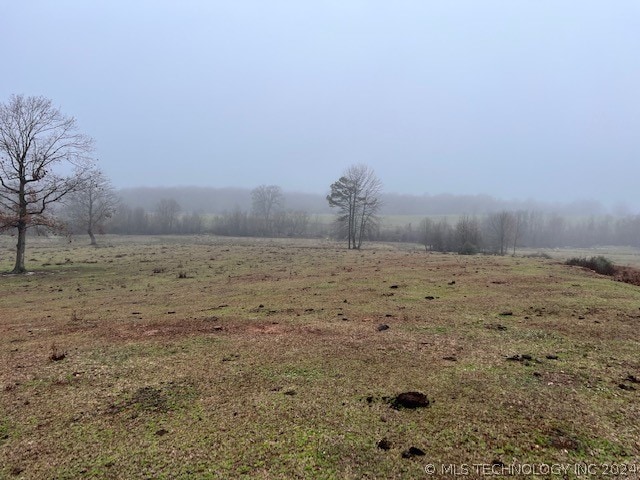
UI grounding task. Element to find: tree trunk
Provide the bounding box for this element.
[12,182,28,274]
[88,228,97,245]
[12,223,27,273]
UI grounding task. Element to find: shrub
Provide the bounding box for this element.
[458,241,478,255]
[524,252,552,259]
[565,256,615,276]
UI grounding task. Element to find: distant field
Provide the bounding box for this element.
[519,246,640,269]
[1,235,639,479]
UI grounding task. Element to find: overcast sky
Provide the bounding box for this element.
[2,1,638,209]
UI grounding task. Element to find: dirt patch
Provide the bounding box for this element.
[538,371,583,387]
[392,392,430,409]
[130,386,168,412]
[106,386,168,414]
[614,266,640,287]
[377,438,392,450]
[401,446,426,458]
[245,322,284,335]
[547,428,581,451]
[105,381,195,415]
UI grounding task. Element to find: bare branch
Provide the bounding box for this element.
[0,94,96,272]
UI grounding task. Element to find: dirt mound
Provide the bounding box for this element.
[614,266,640,287]
[392,391,430,409]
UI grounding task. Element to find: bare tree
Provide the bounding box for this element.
[455,215,482,254]
[511,210,527,255]
[0,95,94,273]
[487,210,514,255]
[155,198,181,233]
[251,185,284,236]
[419,218,433,252]
[327,164,382,249]
[65,168,118,245]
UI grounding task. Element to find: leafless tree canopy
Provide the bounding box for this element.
[65,168,119,245]
[251,185,284,236]
[155,198,181,233]
[0,94,94,272]
[327,164,382,249]
[487,211,514,255]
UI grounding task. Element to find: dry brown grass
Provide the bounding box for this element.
[0,235,639,478]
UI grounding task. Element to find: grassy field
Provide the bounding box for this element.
[1,235,639,479]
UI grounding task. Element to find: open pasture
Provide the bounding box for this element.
[1,235,639,478]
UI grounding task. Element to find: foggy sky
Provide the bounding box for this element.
[2,1,639,210]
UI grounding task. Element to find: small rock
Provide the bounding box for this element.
[377,324,390,331]
[546,354,559,360]
[448,280,456,285]
[155,429,168,436]
[389,285,399,289]
[442,356,457,361]
[499,311,513,316]
[425,296,435,300]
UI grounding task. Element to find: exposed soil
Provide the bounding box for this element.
[401,447,426,458]
[377,438,392,450]
[392,392,430,409]
[614,265,640,287]
[548,428,581,451]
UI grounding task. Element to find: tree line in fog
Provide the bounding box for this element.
[4,94,636,273]
[62,192,640,253]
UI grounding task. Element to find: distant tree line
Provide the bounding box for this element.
[4,93,637,273]
[103,186,322,238]
[374,211,640,253]
[116,186,615,218]
[57,192,640,252]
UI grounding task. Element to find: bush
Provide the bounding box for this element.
[458,241,478,255]
[524,252,552,259]
[565,256,615,276]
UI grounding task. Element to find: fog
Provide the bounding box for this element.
[2,2,638,210]
[117,186,609,217]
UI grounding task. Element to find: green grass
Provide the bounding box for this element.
[0,234,639,478]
